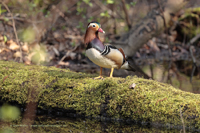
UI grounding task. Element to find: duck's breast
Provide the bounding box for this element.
[86,48,118,68]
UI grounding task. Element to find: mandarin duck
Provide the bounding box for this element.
[84,21,134,79]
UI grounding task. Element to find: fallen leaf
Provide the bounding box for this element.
[22,42,29,52]
[3,35,7,43]
[24,56,31,65]
[0,35,4,41]
[58,61,70,66]
[13,51,21,58]
[7,40,20,50]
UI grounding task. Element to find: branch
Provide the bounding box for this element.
[1,2,23,62]
[186,33,200,46]
[185,33,200,82]
[189,46,196,82]
[113,0,188,57]
[58,44,79,64]
[157,0,173,83]
[121,0,131,29]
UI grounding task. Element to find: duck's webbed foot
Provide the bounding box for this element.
[94,76,103,80]
[94,67,103,80]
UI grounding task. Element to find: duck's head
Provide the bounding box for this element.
[87,21,105,34]
[84,21,105,44]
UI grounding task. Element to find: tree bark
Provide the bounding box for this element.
[114,0,188,56]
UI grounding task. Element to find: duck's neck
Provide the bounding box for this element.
[84,30,100,44]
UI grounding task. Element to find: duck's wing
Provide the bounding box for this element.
[117,48,126,61]
[101,45,126,68]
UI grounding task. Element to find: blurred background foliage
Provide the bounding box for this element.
[0,104,20,121]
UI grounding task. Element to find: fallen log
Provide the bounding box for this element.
[0,60,200,130]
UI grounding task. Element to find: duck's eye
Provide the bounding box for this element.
[92,24,96,27]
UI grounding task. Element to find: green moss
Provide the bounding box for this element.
[0,61,200,129]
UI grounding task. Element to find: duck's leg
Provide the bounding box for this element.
[109,68,114,77]
[94,67,103,79]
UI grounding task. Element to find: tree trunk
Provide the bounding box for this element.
[114,0,188,56]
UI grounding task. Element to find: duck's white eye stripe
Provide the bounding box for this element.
[88,23,97,28]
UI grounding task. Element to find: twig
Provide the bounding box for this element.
[110,3,117,34]
[157,0,166,27]
[161,68,166,82]
[150,64,154,79]
[1,2,23,62]
[157,0,172,84]
[58,45,79,64]
[155,98,167,105]
[186,33,200,46]
[189,46,196,83]
[181,16,200,83]
[0,16,45,24]
[190,64,196,83]
[167,60,172,84]
[186,34,200,82]
[179,106,186,133]
[0,16,26,22]
[121,0,131,30]
[171,63,183,89]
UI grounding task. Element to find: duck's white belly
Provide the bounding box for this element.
[86,48,118,68]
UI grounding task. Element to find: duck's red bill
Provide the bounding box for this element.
[98,28,105,33]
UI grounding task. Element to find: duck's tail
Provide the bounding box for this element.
[120,58,150,79]
[120,61,134,71]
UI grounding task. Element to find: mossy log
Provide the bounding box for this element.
[0,61,200,130]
